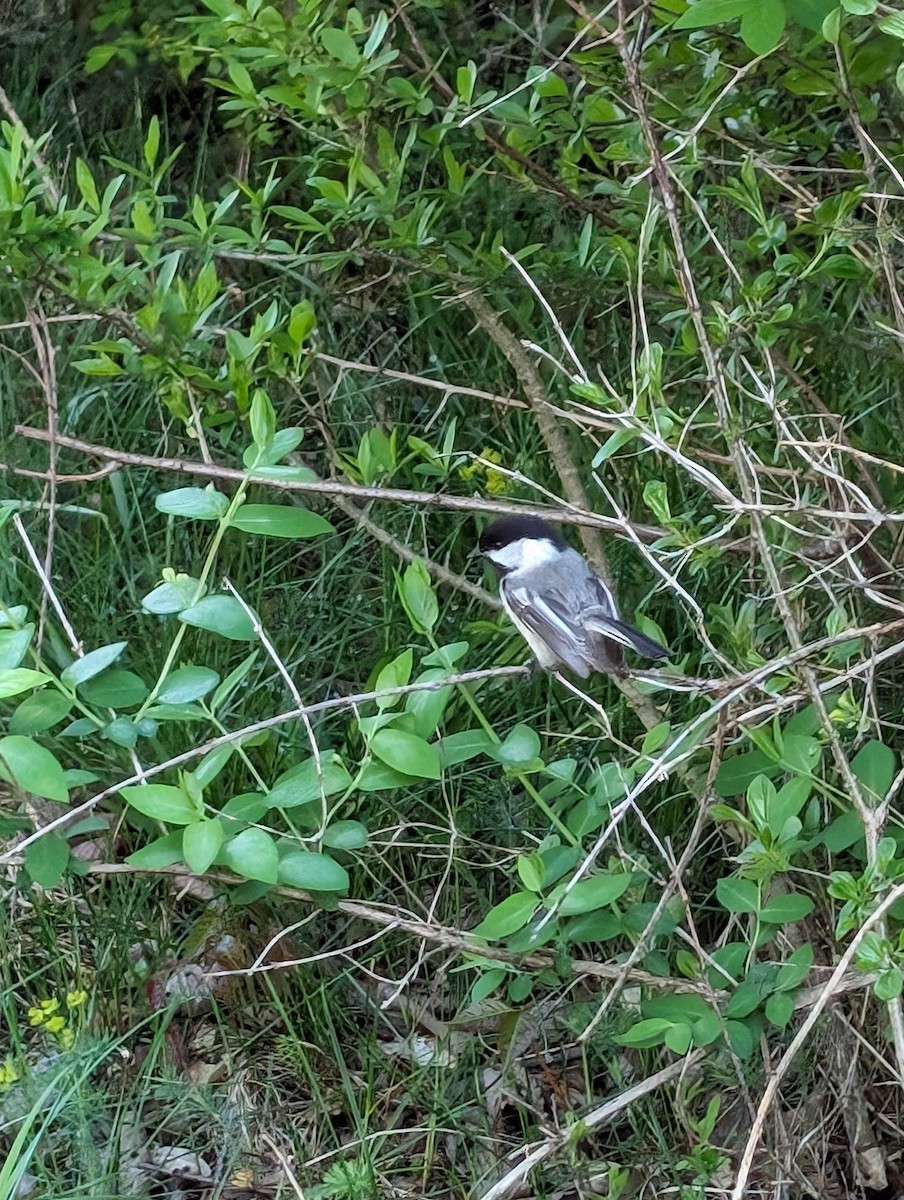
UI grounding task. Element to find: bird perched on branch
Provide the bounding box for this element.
[476,515,668,680]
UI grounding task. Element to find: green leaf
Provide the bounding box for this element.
[821,4,842,40]
[120,783,202,825]
[437,729,496,766]
[775,944,814,991]
[250,389,276,450]
[740,0,785,52]
[759,892,814,923]
[80,669,149,709]
[875,967,903,1002]
[715,748,777,796]
[404,669,452,738]
[591,428,640,467]
[397,560,439,635]
[182,818,225,874]
[322,820,369,850]
[726,1020,755,1058]
[517,853,546,893]
[492,723,542,768]
[142,576,201,614]
[673,0,749,28]
[0,668,52,699]
[369,728,441,780]
[125,830,185,867]
[268,755,354,809]
[320,25,360,65]
[615,1018,673,1047]
[223,827,279,883]
[422,641,469,668]
[60,642,128,688]
[193,744,236,789]
[716,876,759,914]
[664,1022,693,1054]
[473,891,539,939]
[878,11,904,37]
[0,605,28,628]
[0,736,68,802]
[557,873,632,916]
[155,486,229,520]
[143,115,160,169]
[211,651,259,712]
[0,626,33,670]
[374,650,413,709]
[157,666,220,704]
[764,990,795,1029]
[25,833,70,888]
[221,792,270,830]
[178,596,257,641]
[354,759,415,792]
[851,740,896,807]
[822,809,864,852]
[10,690,73,735]
[277,850,350,892]
[230,505,333,538]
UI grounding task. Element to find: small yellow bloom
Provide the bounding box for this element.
[66,990,88,1009]
[44,1016,66,1034]
[39,998,60,1015]
[0,1060,19,1085]
[57,1027,75,1050]
[28,1007,44,1026]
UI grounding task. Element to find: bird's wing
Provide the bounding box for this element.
[583,607,670,659]
[503,582,593,676]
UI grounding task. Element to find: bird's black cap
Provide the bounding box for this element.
[478,515,569,554]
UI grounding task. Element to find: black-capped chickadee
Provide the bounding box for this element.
[477,515,669,679]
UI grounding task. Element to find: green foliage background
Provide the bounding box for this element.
[2,0,904,1195]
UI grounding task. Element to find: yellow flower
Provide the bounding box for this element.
[0,1060,19,1086]
[57,1027,75,1050]
[28,1007,44,1026]
[39,998,60,1015]
[66,990,88,1009]
[44,1016,66,1034]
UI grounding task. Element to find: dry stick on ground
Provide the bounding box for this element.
[612,0,904,1177]
[11,424,667,542]
[80,859,881,1011]
[477,1052,706,1200]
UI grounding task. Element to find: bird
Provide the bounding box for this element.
[476,515,669,680]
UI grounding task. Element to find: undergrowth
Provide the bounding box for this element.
[2,0,904,1196]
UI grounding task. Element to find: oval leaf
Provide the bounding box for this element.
[125,830,185,868]
[473,891,538,940]
[60,642,128,688]
[223,827,279,883]
[157,666,221,704]
[0,736,68,802]
[183,818,225,874]
[558,872,632,916]
[230,504,333,538]
[0,668,52,699]
[155,486,229,520]
[178,596,256,641]
[10,690,73,735]
[120,783,202,825]
[370,728,441,780]
[277,851,350,892]
[321,820,369,850]
[493,723,541,767]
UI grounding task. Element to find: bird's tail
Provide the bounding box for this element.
[584,610,669,660]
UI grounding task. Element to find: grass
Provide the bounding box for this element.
[3,3,904,1198]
